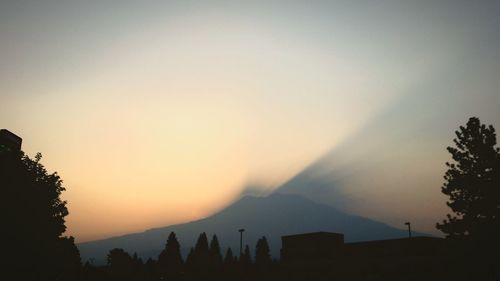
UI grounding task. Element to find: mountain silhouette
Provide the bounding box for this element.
[78,193,417,264]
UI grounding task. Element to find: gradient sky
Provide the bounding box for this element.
[1,0,499,242]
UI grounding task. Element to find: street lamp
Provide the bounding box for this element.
[238,228,245,257]
[404,222,412,238]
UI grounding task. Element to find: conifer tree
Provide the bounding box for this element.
[240,244,252,266]
[223,247,237,279]
[255,236,271,267]
[194,232,210,255]
[224,248,235,265]
[190,232,210,274]
[209,234,223,268]
[436,117,500,243]
[158,232,183,279]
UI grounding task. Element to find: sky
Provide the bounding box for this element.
[1,0,499,242]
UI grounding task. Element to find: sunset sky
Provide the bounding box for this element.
[1,0,499,242]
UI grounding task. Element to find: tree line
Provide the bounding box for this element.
[83,232,274,281]
[2,116,499,281]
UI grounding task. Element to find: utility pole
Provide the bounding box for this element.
[238,228,245,257]
[404,222,412,238]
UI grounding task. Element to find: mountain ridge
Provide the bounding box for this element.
[78,193,422,264]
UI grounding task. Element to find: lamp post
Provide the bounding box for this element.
[404,222,412,238]
[238,228,245,257]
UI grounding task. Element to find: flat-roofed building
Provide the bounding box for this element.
[345,236,447,257]
[281,231,447,262]
[0,129,22,152]
[281,232,344,262]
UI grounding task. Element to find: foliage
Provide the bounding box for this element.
[107,248,144,281]
[240,244,252,264]
[107,248,133,269]
[224,247,235,265]
[436,117,500,241]
[187,232,211,275]
[255,236,272,267]
[209,234,223,268]
[1,150,81,280]
[158,232,183,279]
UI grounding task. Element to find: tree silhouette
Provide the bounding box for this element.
[143,258,158,281]
[1,150,81,280]
[224,247,235,265]
[255,236,271,268]
[187,232,211,276]
[436,117,500,243]
[131,253,144,280]
[158,232,183,280]
[107,248,134,280]
[239,244,252,267]
[185,247,195,273]
[243,245,252,263]
[209,234,223,269]
[194,232,210,256]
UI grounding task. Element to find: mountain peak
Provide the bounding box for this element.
[78,193,413,264]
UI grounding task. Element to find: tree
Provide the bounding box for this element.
[255,236,271,267]
[224,247,236,265]
[209,234,223,268]
[0,150,81,280]
[194,232,210,256]
[436,117,500,242]
[107,248,134,280]
[131,253,144,280]
[143,258,158,281]
[187,232,211,275]
[158,232,183,279]
[239,244,252,267]
[223,248,237,279]
[185,247,195,272]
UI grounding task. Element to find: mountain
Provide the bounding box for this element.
[78,193,416,264]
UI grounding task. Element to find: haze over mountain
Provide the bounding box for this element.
[2,1,498,243]
[78,193,416,264]
[277,70,500,236]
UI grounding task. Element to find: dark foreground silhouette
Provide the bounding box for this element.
[77,230,499,281]
[1,129,81,281]
[1,116,499,281]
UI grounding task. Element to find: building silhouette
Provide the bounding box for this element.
[0,129,22,151]
[281,231,446,262]
[281,232,344,262]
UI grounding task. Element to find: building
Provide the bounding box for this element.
[279,232,461,280]
[0,129,22,151]
[281,231,446,262]
[281,232,344,262]
[345,236,447,258]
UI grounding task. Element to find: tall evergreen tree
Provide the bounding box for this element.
[209,234,223,268]
[194,232,210,255]
[158,232,183,279]
[224,248,235,265]
[236,244,253,275]
[436,117,500,243]
[223,247,237,279]
[240,244,252,265]
[189,232,211,274]
[255,236,271,267]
